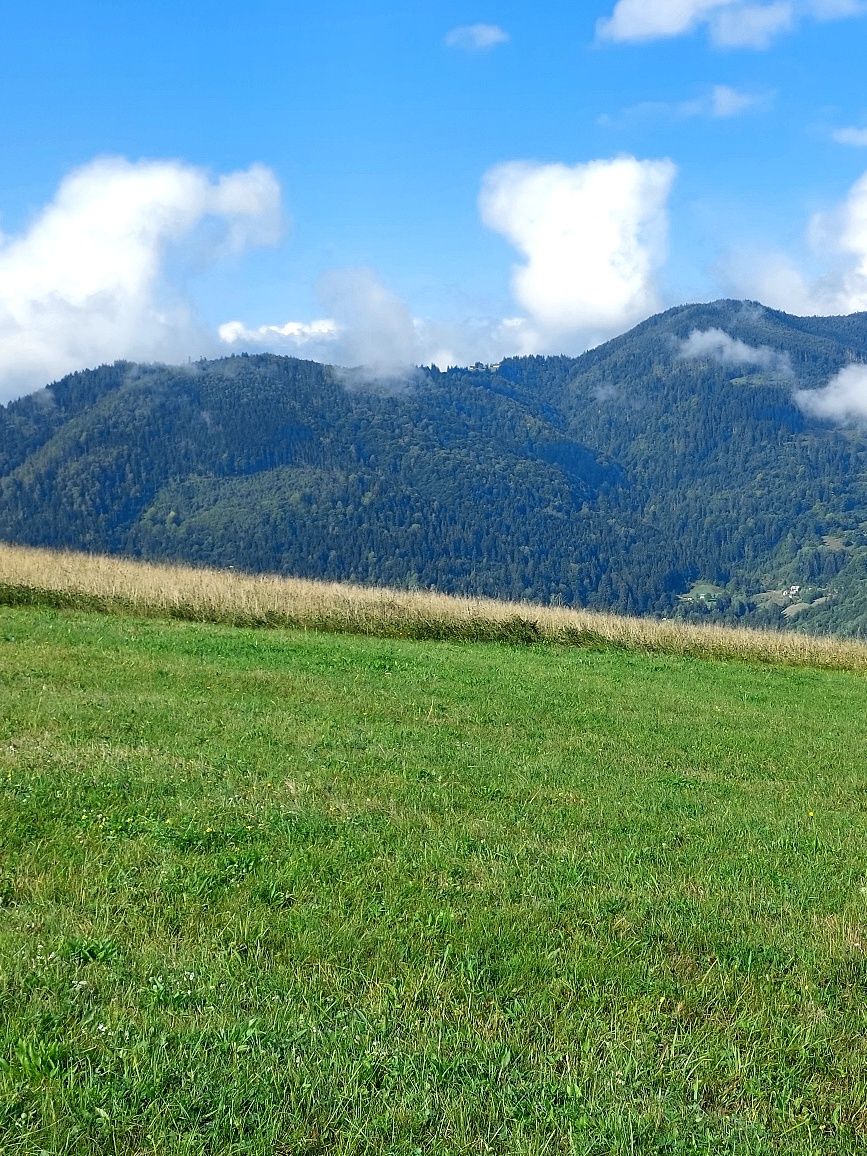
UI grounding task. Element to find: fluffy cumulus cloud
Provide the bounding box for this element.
[678,327,792,372]
[444,23,509,51]
[728,169,867,315]
[597,0,865,48]
[479,156,676,349]
[795,363,867,422]
[0,156,282,402]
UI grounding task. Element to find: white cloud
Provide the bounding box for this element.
[795,363,867,421]
[710,84,764,116]
[726,169,867,314]
[220,269,422,376]
[218,160,682,375]
[598,0,736,41]
[723,250,817,314]
[218,318,338,347]
[218,275,545,373]
[710,3,795,47]
[833,126,867,147]
[216,153,681,371]
[316,268,422,374]
[601,84,766,124]
[678,327,792,371]
[444,23,509,50]
[808,173,867,308]
[479,156,676,348]
[597,0,863,47]
[411,315,540,368]
[0,156,282,403]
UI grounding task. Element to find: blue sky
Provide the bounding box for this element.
[2,0,867,398]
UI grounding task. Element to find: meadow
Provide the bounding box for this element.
[0,549,866,1152]
[2,543,867,671]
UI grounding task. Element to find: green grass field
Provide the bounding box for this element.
[1,605,866,1154]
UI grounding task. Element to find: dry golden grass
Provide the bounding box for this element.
[2,541,866,670]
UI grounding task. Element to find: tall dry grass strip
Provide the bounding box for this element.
[1,541,866,671]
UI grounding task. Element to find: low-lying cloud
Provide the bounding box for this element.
[317,268,422,375]
[479,156,676,351]
[219,271,532,373]
[678,327,793,372]
[220,268,421,377]
[0,156,282,403]
[795,363,867,421]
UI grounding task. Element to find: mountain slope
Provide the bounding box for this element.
[2,299,867,632]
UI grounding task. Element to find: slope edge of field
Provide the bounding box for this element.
[2,542,867,671]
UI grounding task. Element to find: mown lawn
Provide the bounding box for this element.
[0,606,865,1154]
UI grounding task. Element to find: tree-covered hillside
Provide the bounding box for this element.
[2,299,867,633]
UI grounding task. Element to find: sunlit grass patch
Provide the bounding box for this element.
[0,606,866,1151]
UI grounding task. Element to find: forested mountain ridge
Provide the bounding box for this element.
[3,298,867,634]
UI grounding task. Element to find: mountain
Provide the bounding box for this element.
[2,299,867,634]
